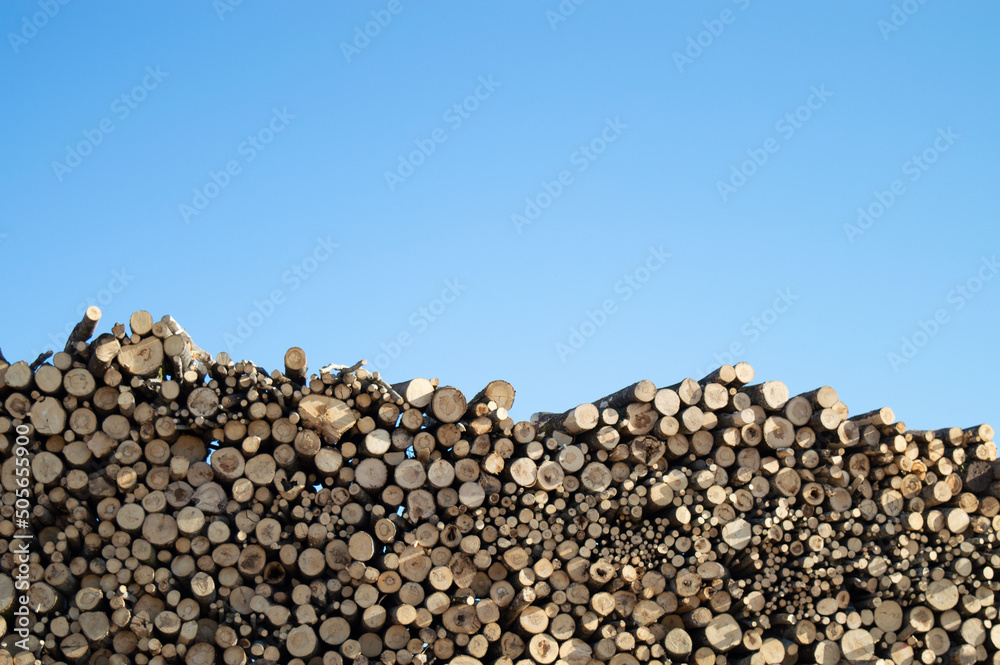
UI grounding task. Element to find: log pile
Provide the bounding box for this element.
[1,307,999,665]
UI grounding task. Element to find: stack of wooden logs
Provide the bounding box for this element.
[1,307,998,665]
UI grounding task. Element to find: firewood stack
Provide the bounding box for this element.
[1,308,998,665]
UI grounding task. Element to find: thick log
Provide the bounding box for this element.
[118,336,164,377]
[283,346,308,384]
[536,403,599,436]
[88,333,121,377]
[65,305,102,353]
[595,380,656,409]
[430,385,467,423]
[297,394,356,443]
[470,379,516,410]
[392,377,435,408]
[30,395,66,434]
[129,310,154,336]
[744,381,789,411]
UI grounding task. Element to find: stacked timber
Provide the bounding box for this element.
[0,308,998,665]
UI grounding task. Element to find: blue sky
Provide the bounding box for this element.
[2,1,998,430]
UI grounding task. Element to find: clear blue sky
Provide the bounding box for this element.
[2,2,998,431]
